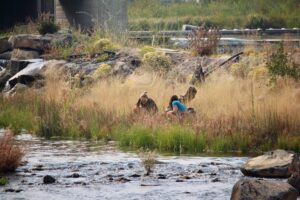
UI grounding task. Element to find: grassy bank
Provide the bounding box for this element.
[128,0,300,30]
[1,56,300,154]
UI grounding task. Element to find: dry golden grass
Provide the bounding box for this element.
[75,72,188,115]
[0,130,24,173]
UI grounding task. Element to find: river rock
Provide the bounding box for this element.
[0,51,12,60]
[43,175,56,184]
[11,49,40,60]
[241,150,298,178]
[288,172,300,192]
[8,34,51,51]
[231,179,298,200]
[0,37,12,54]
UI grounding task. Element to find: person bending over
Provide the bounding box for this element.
[166,95,187,117]
[134,92,158,114]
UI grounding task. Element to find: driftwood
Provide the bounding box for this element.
[180,86,197,104]
[190,52,244,85]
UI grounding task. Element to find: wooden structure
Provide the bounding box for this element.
[0,0,128,31]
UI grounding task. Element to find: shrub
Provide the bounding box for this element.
[188,24,220,56]
[138,149,157,176]
[267,43,300,81]
[0,130,24,173]
[93,64,112,79]
[248,64,269,80]
[38,21,59,35]
[142,51,171,72]
[37,13,59,35]
[0,177,8,186]
[230,62,249,78]
[92,39,114,54]
[140,46,156,57]
[245,15,286,29]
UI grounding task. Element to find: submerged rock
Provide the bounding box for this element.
[241,150,298,178]
[43,175,56,184]
[230,178,298,200]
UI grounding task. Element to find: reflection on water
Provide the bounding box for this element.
[0,134,248,200]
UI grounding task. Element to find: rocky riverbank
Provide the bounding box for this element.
[0,32,240,96]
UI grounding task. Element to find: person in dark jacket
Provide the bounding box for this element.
[134,92,158,114]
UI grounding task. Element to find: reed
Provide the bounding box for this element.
[0,130,24,173]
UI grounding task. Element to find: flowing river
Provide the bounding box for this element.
[1,134,247,200]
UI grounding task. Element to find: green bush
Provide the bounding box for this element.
[142,51,171,72]
[267,43,300,81]
[0,177,8,186]
[38,21,59,35]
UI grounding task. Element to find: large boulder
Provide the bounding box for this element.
[8,34,51,51]
[231,178,298,200]
[241,150,298,178]
[0,37,12,54]
[112,55,141,77]
[6,60,66,89]
[11,49,40,60]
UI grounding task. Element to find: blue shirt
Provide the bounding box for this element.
[172,100,187,112]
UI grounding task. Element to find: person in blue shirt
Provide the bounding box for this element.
[166,95,187,117]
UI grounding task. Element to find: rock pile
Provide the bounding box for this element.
[231,150,300,200]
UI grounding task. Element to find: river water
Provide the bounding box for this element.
[0,134,247,200]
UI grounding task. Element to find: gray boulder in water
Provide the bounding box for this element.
[241,150,298,178]
[8,34,51,51]
[231,178,298,200]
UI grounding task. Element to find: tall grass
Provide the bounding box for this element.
[128,0,300,30]
[0,45,300,153]
[0,71,299,153]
